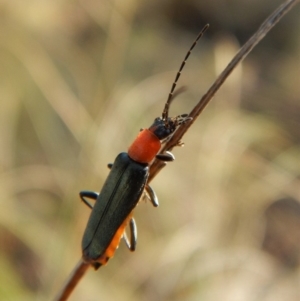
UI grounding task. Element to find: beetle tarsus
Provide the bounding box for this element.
[145,184,159,207]
[123,218,137,251]
[156,151,175,162]
[80,190,99,209]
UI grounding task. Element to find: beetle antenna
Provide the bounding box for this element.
[162,24,209,121]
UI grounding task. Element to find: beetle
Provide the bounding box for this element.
[80,25,209,270]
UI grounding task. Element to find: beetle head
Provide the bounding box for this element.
[148,114,191,141]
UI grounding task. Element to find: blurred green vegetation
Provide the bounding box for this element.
[1,1,300,300]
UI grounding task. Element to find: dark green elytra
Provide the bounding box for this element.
[82,152,148,265]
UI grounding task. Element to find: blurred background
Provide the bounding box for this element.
[1,0,300,300]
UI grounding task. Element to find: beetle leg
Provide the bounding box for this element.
[145,184,159,207]
[123,218,137,251]
[79,191,99,210]
[156,151,175,162]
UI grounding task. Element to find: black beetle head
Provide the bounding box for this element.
[148,114,191,141]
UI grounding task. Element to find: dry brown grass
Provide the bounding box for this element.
[1,1,300,300]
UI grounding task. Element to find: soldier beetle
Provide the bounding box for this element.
[80,25,209,270]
